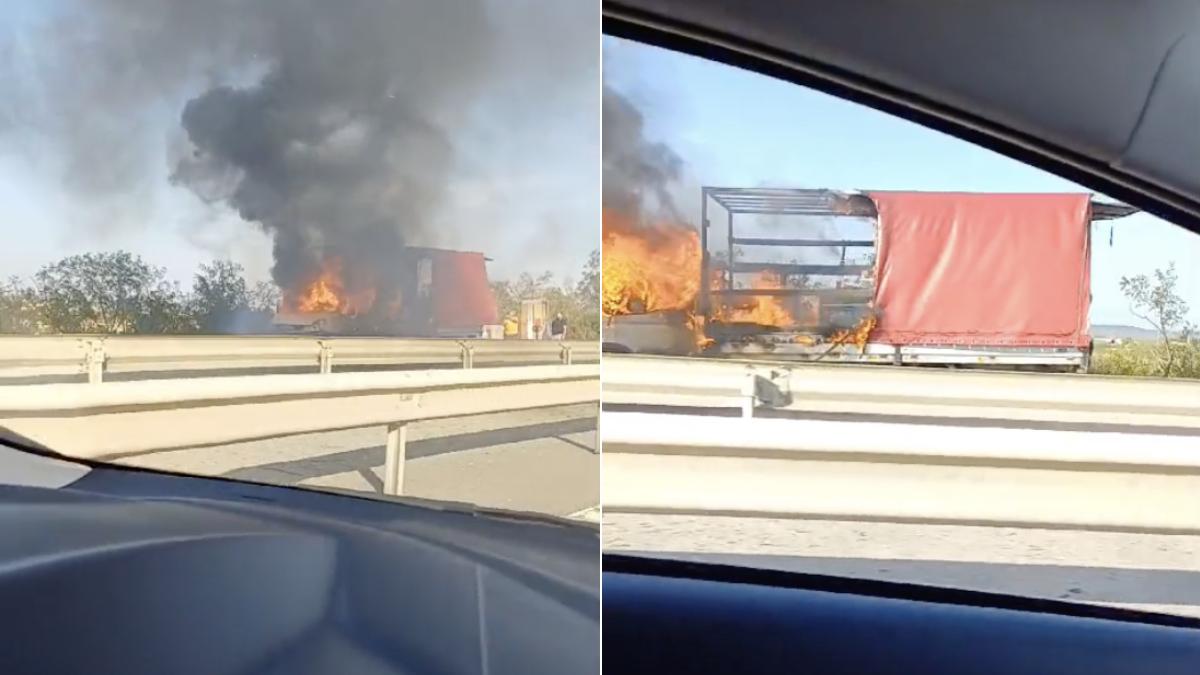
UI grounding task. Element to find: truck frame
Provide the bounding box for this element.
[696,187,1137,371]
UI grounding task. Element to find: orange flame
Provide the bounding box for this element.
[685,312,714,350]
[714,271,796,327]
[602,209,701,316]
[601,209,805,349]
[829,312,878,351]
[285,257,377,316]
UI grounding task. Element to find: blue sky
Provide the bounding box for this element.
[0,1,599,289]
[604,37,1200,327]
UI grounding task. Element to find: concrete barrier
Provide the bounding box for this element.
[602,411,1200,533]
[0,364,600,496]
[0,335,599,383]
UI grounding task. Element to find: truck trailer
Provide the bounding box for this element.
[605,188,1137,372]
[273,247,499,338]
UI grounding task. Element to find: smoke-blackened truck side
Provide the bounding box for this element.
[273,247,498,337]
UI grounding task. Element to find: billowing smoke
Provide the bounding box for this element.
[602,84,685,222]
[166,1,493,303]
[3,0,592,313]
[600,78,849,315]
[600,84,702,319]
[601,83,846,269]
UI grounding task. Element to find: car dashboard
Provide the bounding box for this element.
[603,553,1200,674]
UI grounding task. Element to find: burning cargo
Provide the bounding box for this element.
[603,187,1138,371]
[273,247,498,337]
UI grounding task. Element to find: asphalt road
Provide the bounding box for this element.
[114,403,599,518]
[603,514,1200,618]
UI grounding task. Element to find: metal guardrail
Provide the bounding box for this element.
[602,411,1200,533]
[0,335,599,383]
[0,364,600,496]
[714,342,1088,368]
[603,354,1200,428]
[601,355,1200,532]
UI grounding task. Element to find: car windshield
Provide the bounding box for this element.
[0,0,599,522]
[600,35,1200,618]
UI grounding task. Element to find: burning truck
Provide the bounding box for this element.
[603,188,1137,372]
[273,247,499,337]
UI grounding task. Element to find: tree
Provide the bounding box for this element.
[192,260,250,332]
[492,271,556,321]
[136,280,196,334]
[1119,262,1191,376]
[545,285,598,341]
[572,249,601,340]
[0,277,41,334]
[489,252,602,341]
[34,251,191,334]
[575,249,599,300]
[248,280,281,314]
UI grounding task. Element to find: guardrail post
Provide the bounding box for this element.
[84,341,106,384]
[740,372,758,418]
[318,342,334,374]
[383,422,408,496]
[460,343,475,369]
[560,343,573,365]
[594,401,601,454]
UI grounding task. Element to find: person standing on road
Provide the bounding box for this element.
[550,312,567,340]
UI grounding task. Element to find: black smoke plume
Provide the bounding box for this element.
[602,84,685,221]
[5,0,498,310]
[169,1,492,305]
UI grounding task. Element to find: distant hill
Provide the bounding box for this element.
[1092,324,1160,341]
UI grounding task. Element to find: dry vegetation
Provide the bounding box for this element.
[1090,340,1200,379]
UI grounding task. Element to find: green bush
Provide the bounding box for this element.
[490,250,600,341]
[1090,341,1200,379]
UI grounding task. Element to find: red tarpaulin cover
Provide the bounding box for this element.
[431,250,499,332]
[868,192,1092,348]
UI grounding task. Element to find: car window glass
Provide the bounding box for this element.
[0,1,601,522]
[601,35,1200,618]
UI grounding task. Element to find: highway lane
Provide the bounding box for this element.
[111,403,599,519]
[602,355,1200,616]
[603,514,1200,618]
